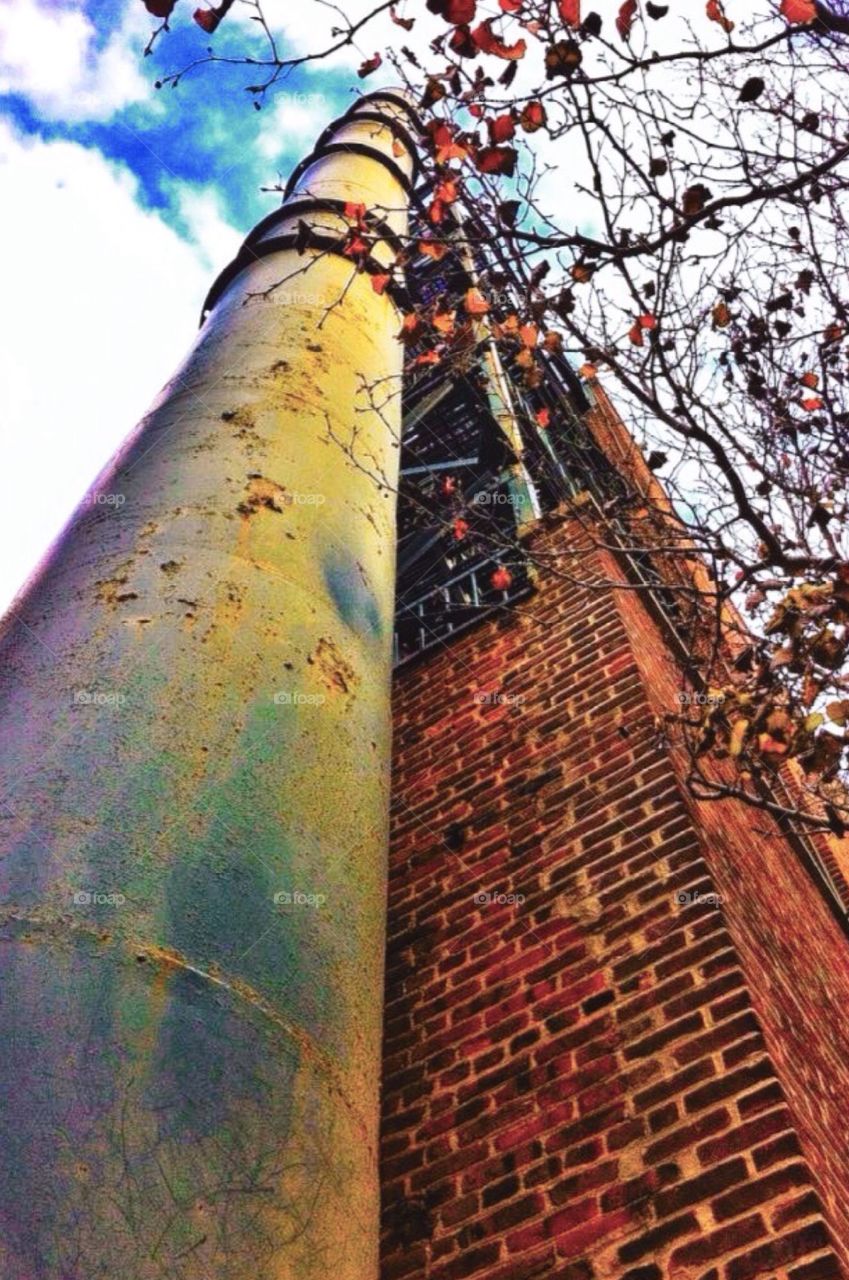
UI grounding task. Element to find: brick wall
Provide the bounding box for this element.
[380,517,849,1280]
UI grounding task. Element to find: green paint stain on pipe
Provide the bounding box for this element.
[324,553,384,641]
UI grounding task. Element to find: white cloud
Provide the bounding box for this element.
[0,0,150,120]
[257,92,336,165]
[0,120,240,612]
[170,183,243,272]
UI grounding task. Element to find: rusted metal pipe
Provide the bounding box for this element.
[0,91,415,1279]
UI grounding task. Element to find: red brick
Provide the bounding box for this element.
[654,1158,748,1218]
[382,520,849,1280]
[711,1163,811,1223]
[696,1108,794,1166]
[617,1213,700,1264]
[430,1241,502,1280]
[554,1209,634,1261]
[644,1107,732,1163]
[725,1222,832,1280]
[669,1213,765,1268]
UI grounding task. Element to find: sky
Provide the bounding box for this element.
[0,0,599,619]
[0,0,788,614]
[0,0,379,613]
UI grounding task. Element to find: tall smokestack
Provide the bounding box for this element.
[0,91,417,1279]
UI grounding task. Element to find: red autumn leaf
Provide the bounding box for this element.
[429,120,468,163]
[434,177,460,204]
[427,120,452,148]
[536,407,551,428]
[444,0,476,20]
[638,313,658,330]
[344,232,370,260]
[390,6,415,29]
[429,182,458,221]
[472,20,527,59]
[500,0,523,9]
[520,323,539,348]
[432,309,457,335]
[779,0,816,21]
[193,7,220,31]
[419,238,449,261]
[544,39,582,75]
[801,371,819,389]
[558,0,581,24]
[441,475,457,496]
[628,320,645,346]
[440,137,471,161]
[465,287,490,315]
[616,0,638,38]
[371,273,392,295]
[144,0,177,16]
[520,101,547,132]
[358,51,382,77]
[475,145,517,176]
[491,566,513,590]
[706,0,734,31]
[579,362,598,378]
[398,312,424,342]
[449,23,479,56]
[344,201,367,222]
[453,517,470,540]
[498,199,521,227]
[422,76,448,107]
[468,103,485,118]
[488,114,516,143]
[801,396,824,411]
[495,313,520,336]
[682,183,712,216]
[411,350,442,367]
[712,300,732,328]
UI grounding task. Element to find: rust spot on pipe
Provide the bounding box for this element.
[217,580,245,625]
[308,636,358,700]
[95,574,138,607]
[222,407,267,454]
[237,474,288,517]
